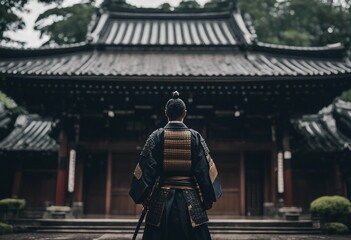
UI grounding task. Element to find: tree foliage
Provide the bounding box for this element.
[2,0,351,48]
[158,3,172,11]
[201,0,351,47]
[34,3,95,45]
[238,0,351,47]
[0,0,61,44]
[175,0,201,10]
[0,90,26,114]
[101,0,136,10]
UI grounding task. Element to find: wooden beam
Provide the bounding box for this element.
[210,141,274,153]
[72,141,274,153]
[105,151,112,215]
[70,142,141,153]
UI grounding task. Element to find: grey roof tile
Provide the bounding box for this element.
[294,100,351,152]
[89,9,243,46]
[0,114,58,152]
[0,51,350,78]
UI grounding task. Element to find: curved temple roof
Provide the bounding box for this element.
[293,100,351,153]
[0,114,58,152]
[0,51,350,78]
[88,7,253,46]
[0,4,349,79]
[0,103,13,138]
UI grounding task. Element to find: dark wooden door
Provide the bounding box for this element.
[110,153,139,215]
[208,153,241,215]
[245,152,266,216]
[21,171,56,209]
[293,170,330,212]
[84,153,107,214]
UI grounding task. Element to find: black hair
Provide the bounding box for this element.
[165,91,186,120]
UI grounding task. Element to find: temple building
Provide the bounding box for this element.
[293,99,351,207]
[0,1,350,216]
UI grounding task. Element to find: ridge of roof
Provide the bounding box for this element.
[253,42,345,59]
[100,0,236,15]
[0,41,87,51]
[0,42,92,59]
[106,9,233,19]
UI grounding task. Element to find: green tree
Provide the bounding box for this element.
[238,0,282,44]
[101,0,136,10]
[238,0,351,47]
[175,0,201,10]
[0,90,26,114]
[0,0,61,44]
[27,0,351,48]
[158,3,172,11]
[34,3,95,45]
[204,0,221,8]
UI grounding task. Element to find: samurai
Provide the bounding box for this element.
[129,91,222,240]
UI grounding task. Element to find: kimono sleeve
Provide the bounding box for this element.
[192,133,222,206]
[129,130,160,204]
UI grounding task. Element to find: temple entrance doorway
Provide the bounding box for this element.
[245,152,271,216]
[84,153,107,214]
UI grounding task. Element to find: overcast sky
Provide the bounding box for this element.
[5,0,208,48]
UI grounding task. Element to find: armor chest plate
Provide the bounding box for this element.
[163,130,191,174]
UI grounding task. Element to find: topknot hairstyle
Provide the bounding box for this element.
[172,91,180,99]
[165,91,186,120]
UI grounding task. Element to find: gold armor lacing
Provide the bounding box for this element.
[163,130,192,173]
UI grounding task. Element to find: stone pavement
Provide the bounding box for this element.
[0,233,350,240]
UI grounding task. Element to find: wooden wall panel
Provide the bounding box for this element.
[21,171,56,209]
[84,155,107,214]
[111,189,136,215]
[110,153,138,215]
[292,170,333,212]
[208,153,241,216]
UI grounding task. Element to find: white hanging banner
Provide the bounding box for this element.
[277,152,284,194]
[68,149,76,193]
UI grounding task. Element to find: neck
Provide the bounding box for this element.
[168,119,183,123]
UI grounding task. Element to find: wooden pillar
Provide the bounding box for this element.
[105,151,112,215]
[239,152,245,215]
[72,118,82,202]
[263,156,271,202]
[12,159,22,198]
[74,157,84,202]
[283,131,293,207]
[283,158,293,207]
[334,162,344,195]
[56,129,68,206]
[271,125,277,203]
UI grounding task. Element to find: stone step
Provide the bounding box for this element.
[11,218,320,234]
[11,219,315,227]
[21,225,318,230]
[23,229,321,235]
